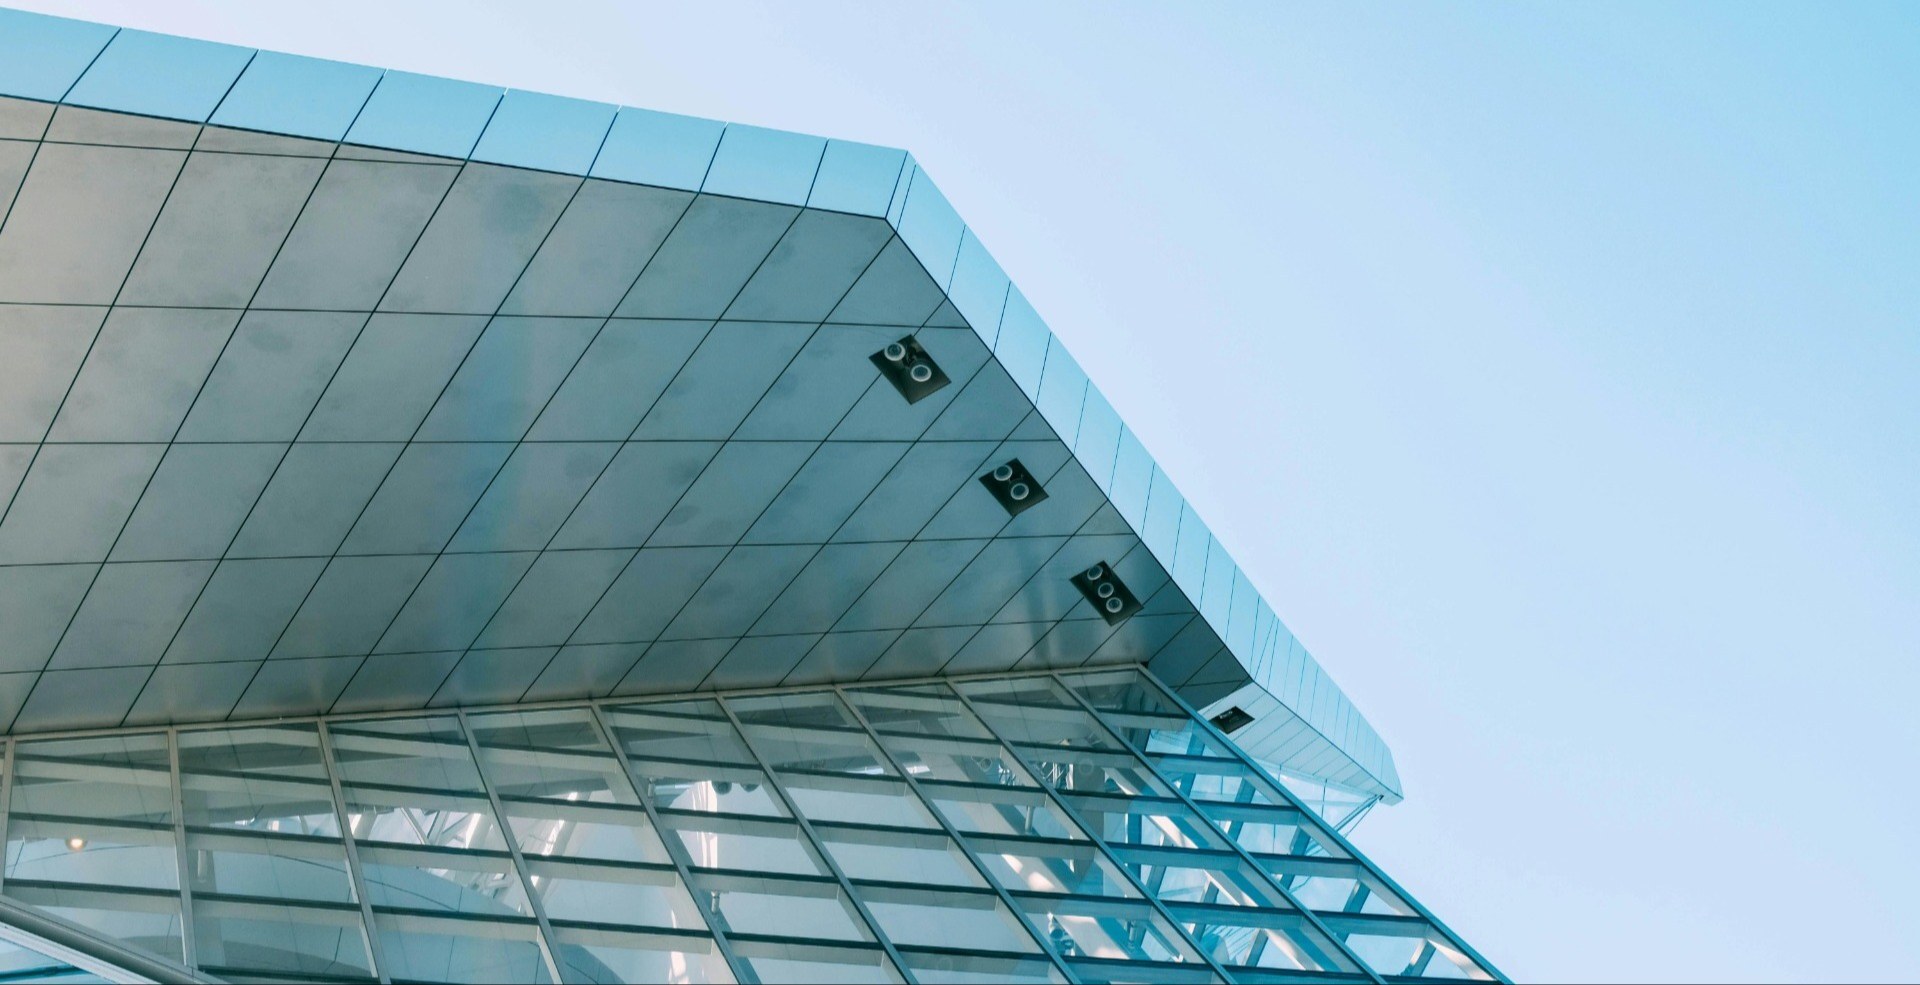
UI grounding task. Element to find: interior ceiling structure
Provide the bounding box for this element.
[0,8,1401,801]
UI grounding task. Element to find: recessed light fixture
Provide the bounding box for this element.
[979,458,1049,516]
[870,335,950,404]
[1210,706,1255,734]
[1070,561,1142,624]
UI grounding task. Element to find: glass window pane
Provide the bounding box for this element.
[528,858,704,930]
[922,782,1085,841]
[858,884,1036,953]
[727,938,896,985]
[844,686,994,740]
[179,725,340,836]
[1013,896,1196,965]
[187,829,355,903]
[970,836,1134,898]
[371,909,550,984]
[503,797,672,866]
[779,772,938,829]
[327,718,485,792]
[813,825,983,887]
[661,814,825,876]
[5,815,177,890]
[358,845,532,918]
[6,883,186,963]
[10,734,173,824]
[899,948,1060,984]
[190,897,373,980]
[550,925,734,985]
[468,709,634,804]
[687,871,871,943]
[344,785,509,853]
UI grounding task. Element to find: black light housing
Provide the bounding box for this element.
[870,335,950,404]
[1070,561,1142,625]
[978,458,1048,517]
[1209,706,1255,734]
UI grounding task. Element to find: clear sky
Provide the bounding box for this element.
[18,1,1920,980]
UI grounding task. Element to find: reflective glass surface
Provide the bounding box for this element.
[0,669,1495,983]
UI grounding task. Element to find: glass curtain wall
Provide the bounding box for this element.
[0,668,1497,985]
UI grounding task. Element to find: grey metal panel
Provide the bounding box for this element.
[332,649,462,714]
[0,444,163,564]
[118,150,326,306]
[123,662,256,726]
[48,560,214,668]
[226,442,403,558]
[500,180,692,317]
[750,541,905,637]
[446,441,618,552]
[661,544,816,641]
[9,666,149,731]
[615,638,729,695]
[779,629,896,686]
[825,237,945,326]
[0,563,97,674]
[703,634,817,690]
[473,548,634,649]
[414,316,601,441]
[835,538,987,633]
[549,441,719,549]
[571,547,727,645]
[252,158,459,310]
[380,163,579,315]
[646,441,815,547]
[862,625,973,680]
[48,307,239,442]
[827,326,991,441]
[614,196,797,319]
[176,310,363,442]
[337,442,513,555]
[529,643,646,701]
[733,325,898,441]
[833,441,997,543]
[524,318,709,441]
[232,655,360,718]
[109,443,283,561]
[740,441,907,545]
[0,142,183,304]
[0,305,107,442]
[725,210,893,322]
[429,647,552,707]
[163,557,327,664]
[632,321,813,440]
[374,551,538,654]
[298,313,489,441]
[270,554,434,660]
[916,536,1067,628]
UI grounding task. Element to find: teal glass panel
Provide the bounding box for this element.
[994,288,1049,400]
[885,153,915,225]
[1139,467,1183,558]
[1034,337,1089,447]
[1107,428,1153,529]
[946,229,1011,346]
[808,138,906,217]
[1170,505,1210,602]
[702,123,824,206]
[590,105,724,190]
[64,29,254,123]
[0,9,117,102]
[471,89,616,174]
[894,167,963,288]
[344,70,500,159]
[210,51,381,141]
[1200,538,1234,631]
[1227,570,1259,657]
[1074,384,1123,494]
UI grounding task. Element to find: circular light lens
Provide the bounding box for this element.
[993,464,1015,482]
[883,342,907,362]
[909,363,934,383]
[1084,565,1105,581]
[1096,582,1115,598]
[65,837,86,852]
[1009,482,1030,501]
[1104,596,1125,614]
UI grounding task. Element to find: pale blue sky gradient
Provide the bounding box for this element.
[17,2,1919,980]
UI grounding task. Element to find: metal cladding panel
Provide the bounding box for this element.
[0,6,1399,799]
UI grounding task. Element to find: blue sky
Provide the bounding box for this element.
[20,2,1920,980]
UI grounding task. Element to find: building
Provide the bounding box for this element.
[0,7,1502,983]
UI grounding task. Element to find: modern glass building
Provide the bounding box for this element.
[0,8,1501,983]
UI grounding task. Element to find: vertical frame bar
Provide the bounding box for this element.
[828,685,1078,983]
[584,703,754,985]
[165,729,197,973]
[942,681,1234,982]
[454,709,565,985]
[316,719,394,985]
